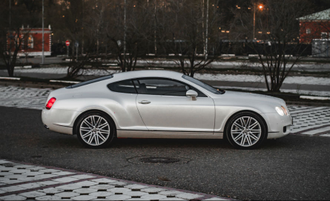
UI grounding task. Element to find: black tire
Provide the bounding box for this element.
[75,111,116,148]
[225,112,267,149]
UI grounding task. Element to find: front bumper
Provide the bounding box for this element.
[265,113,293,139]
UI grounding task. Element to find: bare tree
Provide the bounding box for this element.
[3,29,32,77]
[248,0,311,92]
[52,0,94,79]
[157,0,223,77]
[0,0,43,77]
[103,0,152,72]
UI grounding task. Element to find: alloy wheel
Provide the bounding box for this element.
[79,115,111,146]
[230,116,262,147]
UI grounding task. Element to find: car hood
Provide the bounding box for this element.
[213,90,286,112]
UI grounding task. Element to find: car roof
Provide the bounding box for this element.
[112,70,183,80]
[66,70,184,90]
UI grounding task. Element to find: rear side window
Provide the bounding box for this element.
[107,80,137,94]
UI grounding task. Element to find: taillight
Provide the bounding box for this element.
[46,97,56,110]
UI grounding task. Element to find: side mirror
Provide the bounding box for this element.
[186,90,198,101]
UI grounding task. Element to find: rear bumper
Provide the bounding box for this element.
[41,108,77,135]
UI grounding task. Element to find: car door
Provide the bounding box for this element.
[107,79,147,131]
[135,78,215,132]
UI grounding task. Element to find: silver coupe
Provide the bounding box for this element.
[42,70,292,149]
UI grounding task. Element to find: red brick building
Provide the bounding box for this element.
[7,25,52,57]
[297,8,330,43]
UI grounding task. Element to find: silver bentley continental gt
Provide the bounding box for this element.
[42,70,292,149]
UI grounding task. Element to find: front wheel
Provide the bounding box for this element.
[225,112,267,149]
[75,112,115,148]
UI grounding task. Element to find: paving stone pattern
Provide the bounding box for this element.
[288,105,330,136]
[0,86,51,110]
[0,85,329,136]
[0,159,229,201]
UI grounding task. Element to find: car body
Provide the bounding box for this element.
[42,70,292,149]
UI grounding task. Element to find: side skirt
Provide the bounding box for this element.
[117,130,223,139]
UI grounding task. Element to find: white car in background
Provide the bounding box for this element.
[42,70,292,149]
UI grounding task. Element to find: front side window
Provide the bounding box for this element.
[182,75,224,94]
[135,78,206,97]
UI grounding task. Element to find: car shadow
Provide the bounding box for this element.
[40,130,294,150]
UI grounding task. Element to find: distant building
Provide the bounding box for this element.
[7,25,52,57]
[297,8,330,43]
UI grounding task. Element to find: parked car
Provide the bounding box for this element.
[42,70,292,149]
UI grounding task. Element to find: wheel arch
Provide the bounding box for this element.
[72,109,117,137]
[223,110,268,139]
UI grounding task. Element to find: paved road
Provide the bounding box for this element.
[0,84,330,200]
[0,84,329,200]
[0,107,330,200]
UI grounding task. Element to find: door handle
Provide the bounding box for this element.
[139,100,151,104]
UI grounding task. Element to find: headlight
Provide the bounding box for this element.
[281,106,289,115]
[275,106,288,116]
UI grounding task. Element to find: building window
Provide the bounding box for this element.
[306,29,311,34]
[321,32,328,39]
[15,35,24,49]
[28,35,34,49]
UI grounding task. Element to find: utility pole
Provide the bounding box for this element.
[205,0,209,60]
[82,0,84,55]
[154,0,157,55]
[123,0,127,71]
[7,0,12,54]
[9,0,11,29]
[253,2,256,40]
[202,0,205,57]
[42,0,45,64]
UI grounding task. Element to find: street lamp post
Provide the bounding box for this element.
[253,3,255,40]
[253,3,263,40]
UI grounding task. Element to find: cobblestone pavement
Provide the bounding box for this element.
[0,85,329,137]
[288,105,330,136]
[0,86,51,110]
[0,159,229,201]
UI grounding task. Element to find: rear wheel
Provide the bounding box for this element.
[75,112,115,148]
[225,112,267,149]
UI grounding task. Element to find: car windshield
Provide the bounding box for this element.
[182,75,225,94]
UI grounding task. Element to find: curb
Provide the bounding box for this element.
[49,80,80,84]
[300,95,330,100]
[0,77,21,81]
[0,76,80,84]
